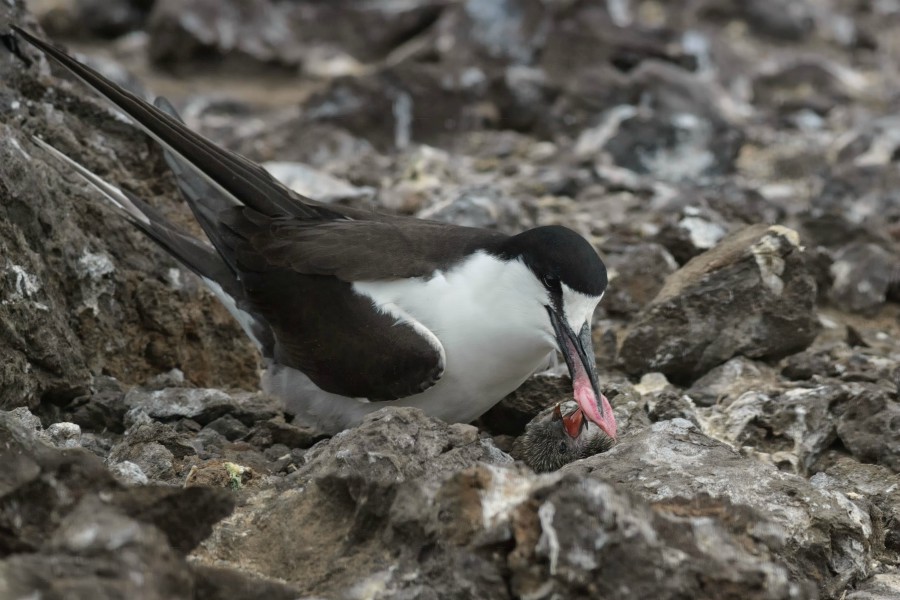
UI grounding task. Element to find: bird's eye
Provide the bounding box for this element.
[557,440,567,453]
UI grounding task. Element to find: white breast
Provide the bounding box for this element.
[353,251,556,420]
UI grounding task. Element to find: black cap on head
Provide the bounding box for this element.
[495,226,608,297]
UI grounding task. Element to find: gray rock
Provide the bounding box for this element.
[564,420,873,597]
[813,453,900,555]
[602,242,678,315]
[619,225,820,382]
[109,459,150,485]
[0,0,259,410]
[147,0,304,69]
[836,382,900,473]
[46,421,82,448]
[123,386,279,426]
[204,414,250,441]
[262,161,375,204]
[0,403,234,599]
[698,383,842,473]
[829,243,900,315]
[846,573,900,600]
[689,356,781,406]
[196,409,807,599]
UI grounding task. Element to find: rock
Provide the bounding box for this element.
[79,0,153,38]
[147,0,304,70]
[262,161,375,204]
[694,0,815,41]
[846,574,900,600]
[243,418,324,449]
[0,405,234,598]
[190,563,304,600]
[602,242,678,315]
[204,414,249,441]
[565,420,872,597]
[753,60,860,117]
[34,0,154,38]
[109,459,150,485]
[654,204,733,264]
[602,109,741,181]
[417,185,526,230]
[835,382,900,473]
[699,383,844,473]
[123,386,279,426]
[829,242,900,315]
[108,420,198,482]
[646,390,699,425]
[184,459,255,489]
[0,0,259,410]
[196,409,806,599]
[302,62,496,151]
[688,356,781,406]
[508,474,801,600]
[46,421,81,448]
[50,375,128,434]
[619,225,820,382]
[813,453,900,555]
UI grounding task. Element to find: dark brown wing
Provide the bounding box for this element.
[219,211,506,399]
[220,209,508,281]
[242,270,443,400]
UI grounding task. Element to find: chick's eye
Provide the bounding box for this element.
[557,440,567,453]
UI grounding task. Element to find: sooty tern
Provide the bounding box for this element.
[12,27,617,439]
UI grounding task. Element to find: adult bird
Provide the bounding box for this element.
[11,27,617,439]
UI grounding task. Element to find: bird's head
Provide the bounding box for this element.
[511,401,616,473]
[498,225,617,441]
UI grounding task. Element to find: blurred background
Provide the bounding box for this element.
[25,0,900,318]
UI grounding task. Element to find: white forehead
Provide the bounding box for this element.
[561,283,602,330]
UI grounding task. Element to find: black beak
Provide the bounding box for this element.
[547,306,617,439]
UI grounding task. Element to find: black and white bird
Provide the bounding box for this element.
[12,27,617,440]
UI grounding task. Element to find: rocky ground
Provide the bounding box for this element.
[1,0,900,598]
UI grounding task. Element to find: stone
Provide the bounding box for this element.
[619,225,820,383]
[194,410,808,599]
[602,242,678,315]
[835,382,900,473]
[564,420,873,597]
[263,161,375,204]
[0,404,233,598]
[698,383,843,474]
[688,356,781,407]
[829,242,900,315]
[147,0,304,70]
[846,574,900,600]
[813,453,900,555]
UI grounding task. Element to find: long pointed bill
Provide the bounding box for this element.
[548,308,617,440]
